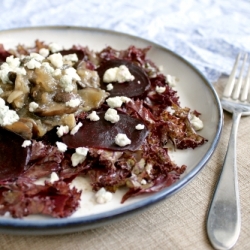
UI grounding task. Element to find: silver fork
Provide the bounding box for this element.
[207,53,250,250]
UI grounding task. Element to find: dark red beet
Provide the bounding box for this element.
[0,44,11,63]
[0,127,29,181]
[62,111,148,151]
[97,59,150,98]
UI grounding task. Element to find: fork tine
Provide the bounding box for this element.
[223,53,241,98]
[240,59,250,101]
[232,53,248,99]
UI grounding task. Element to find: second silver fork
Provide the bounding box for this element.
[207,53,250,250]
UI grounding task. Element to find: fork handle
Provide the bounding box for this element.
[207,111,241,250]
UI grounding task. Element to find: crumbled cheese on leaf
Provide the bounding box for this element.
[190,113,204,131]
[71,147,89,167]
[50,172,59,183]
[155,86,166,94]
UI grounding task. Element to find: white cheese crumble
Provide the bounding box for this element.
[190,113,204,131]
[104,108,120,123]
[56,141,68,152]
[64,67,81,81]
[29,53,45,62]
[0,88,3,94]
[70,122,83,135]
[65,98,81,108]
[41,62,55,73]
[0,97,19,126]
[71,147,89,167]
[106,96,131,108]
[39,48,50,58]
[141,179,147,185]
[115,133,131,147]
[24,58,41,69]
[56,125,69,137]
[29,101,39,112]
[156,86,166,94]
[87,111,100,121]
[48,53,63,68]
[48,42,63,53]
[166,74,177,87]
[135,124,145,130]
[21,140,32,148]
[0,55,26,84]
[50,172,59,183]
[95,187,113,204]
[6,55,20,68]
[53,69,62,77]
[103,65,135,83]
[59,75,74,92]
[63,54,78,62]
[106,83,114,91]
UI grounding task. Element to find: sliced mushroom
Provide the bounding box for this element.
[78,87,109,111]
[34,102,78,116]
[53,91,78,103]
[5,118,34,139]
[77,61,100,88]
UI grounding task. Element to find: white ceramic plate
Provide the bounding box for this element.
[0,26,223,235]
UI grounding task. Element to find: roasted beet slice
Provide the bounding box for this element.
[97,59,150,98]
[62,111,148,151]
[0,127,29,181]
[0,44,11,63]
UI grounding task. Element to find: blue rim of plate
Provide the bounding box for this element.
[0,25,223,235]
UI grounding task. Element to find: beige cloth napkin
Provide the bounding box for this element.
[0,78,249,250]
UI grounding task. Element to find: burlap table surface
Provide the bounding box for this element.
[0,77,249,250]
